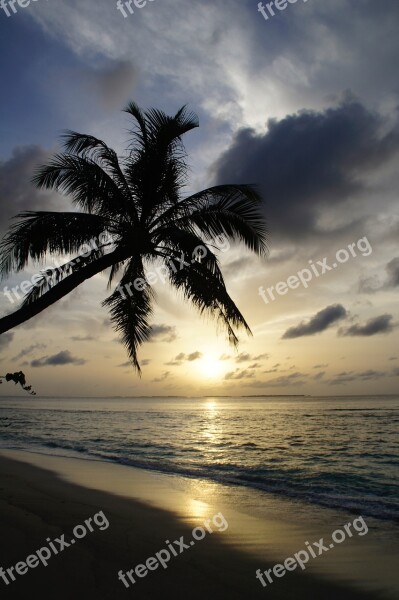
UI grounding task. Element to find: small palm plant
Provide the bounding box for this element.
[0,371,36,395]
[0,104,268,372]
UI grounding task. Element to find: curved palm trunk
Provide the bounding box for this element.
[0,249,128,335]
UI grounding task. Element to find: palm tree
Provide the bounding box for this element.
[0,104,268,372]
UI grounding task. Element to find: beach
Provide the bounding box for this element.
[0,449,396,600]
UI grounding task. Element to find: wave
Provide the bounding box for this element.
[1,438,397,523]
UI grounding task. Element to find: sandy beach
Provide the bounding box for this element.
[0,450,395,600]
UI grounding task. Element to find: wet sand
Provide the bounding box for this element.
[0,450,394,599]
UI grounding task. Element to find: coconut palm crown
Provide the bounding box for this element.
[0,104,268,372]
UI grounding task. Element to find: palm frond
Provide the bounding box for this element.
[0,211,110,278]
[152,184,268,256]
[60,131,136,220]
[167,251,251,345]
[102,258,154,373]
[32,154,128,219]
[124,101,149,150]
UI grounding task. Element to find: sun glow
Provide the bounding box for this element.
[197,356,225,379]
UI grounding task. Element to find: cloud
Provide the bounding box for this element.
[235,352,252,363]
[187,351,202,362]
[224,369,255,380]
[235,352,269,363]
[152,371,170,383]
[0,146,61,235]
[0,332,14,352]
[313,371,326,381]
[70,335,96,342]
[313,363,328,369]
[12,343,46,361]
[83,60,136,110]
[119,357,150,368]
[31,350,86,367]
[148,324,177,343]
[339,314,395,337]
[165,351,202,365]
[219,354,231,360]
[328,368,394,385]
[282,304,347,339]
[213,101,399,241]
[223,256,254,277]
[249,372,306,388]
[359,257,399,292]
[386,257,399,287]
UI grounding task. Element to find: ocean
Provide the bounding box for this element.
[0,395,398,522]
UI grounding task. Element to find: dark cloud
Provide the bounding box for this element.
[313,371,326,381]
[31,350,86,367]
[235,352,252,363]
[0,146,61,235]
[386,257,399,287]
[313,363,328,368]
[219,354,231,361]
[339,314,395,337]
[213,101,399,240]
[187,351,202,362]
[165,351,202,365]
[118,358,150,368]
[249,372,306,388]
[12,343,46,361]
[224,369,255,380]
[359,257,399,293]
[283,304,347,339]
[0,332,14,352]
[152,371,170,383]
[70,335,96,342]
[358,370,386,380]
[328,368,394,385]
[83,60,136,110]
[235,352,269,363]
[148,324,177,343]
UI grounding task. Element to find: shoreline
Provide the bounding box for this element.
[0,449,397,599]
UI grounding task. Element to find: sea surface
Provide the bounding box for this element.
[0,395,398,522]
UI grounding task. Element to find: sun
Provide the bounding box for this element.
[197,356,225,379]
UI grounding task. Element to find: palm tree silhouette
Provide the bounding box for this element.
[0,104,268,372]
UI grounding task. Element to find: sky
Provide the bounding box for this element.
[0,0,398,397]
